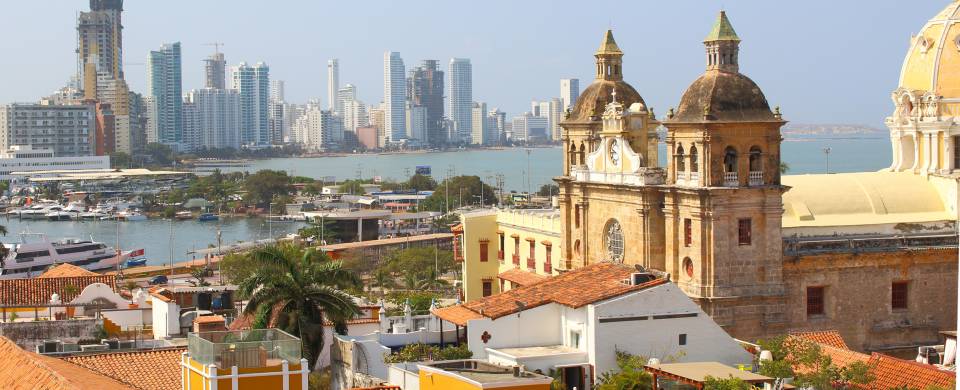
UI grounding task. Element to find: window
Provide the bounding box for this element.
[676,145,686,172]
[892,281,908,310]
[513,236,520,265]
[498,233,505,262]
[605,219,624,263]
[574,205,581,228]
[479,240,489,262]
[749,146,763,171]
[738,218,752,246]
[482,279,493,297]
[527,240,536,270]
[679,334,687,346]
[570,331,581,349]
[806,286,825,316]
[683,218,692,247]
[689,145,699,172]
[544,244,553,273]
[724,146,738,173]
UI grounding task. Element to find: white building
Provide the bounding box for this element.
[184,88,241,150]
[147,42,183,148]
[511,113,548,141]
[471,102,490,146]
[548,97,563,141]
[293,106,343,152]
[433,263,752,388]
[384,52,406,143]
[560,78,580,112]
[328,59,340,114]
[405,102,426,142]
[447,58,473,144]
[0,145,109,183]
[0,103,95,157]
[230,62,270,145]
[337,84,356,117]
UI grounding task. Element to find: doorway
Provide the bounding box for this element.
[562,365,585,390]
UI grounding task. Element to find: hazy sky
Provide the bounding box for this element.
[0,1,948,127]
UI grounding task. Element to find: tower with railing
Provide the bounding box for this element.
[181,328,308,390]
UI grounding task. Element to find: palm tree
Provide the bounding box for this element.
[237,244,360,369]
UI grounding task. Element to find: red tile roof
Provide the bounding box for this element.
[435,262,666,324]
[866,352,956,390]
[62,347,186,390]
[0,336,133,390]
[432,305,485,326]
[789,330,849,350]
[0,274,117,305]
[38,263,100,278]
[194,314,226,324]
[498,268,548,287]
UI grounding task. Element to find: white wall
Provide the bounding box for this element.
[465,303,563,360]
[150,297,180,339]
[387,363,420,390]
[590,283,753,375]
[318,322,381,369]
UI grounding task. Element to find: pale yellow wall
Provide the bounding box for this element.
[900,23,943,92]
[461,212,501,302]
[496,209,562,278]
[419,370,549,390]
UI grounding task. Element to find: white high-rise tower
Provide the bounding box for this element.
[560,78,580,112]
[384,52,406,142]
[328,59,340,115]
[447,58,473,144]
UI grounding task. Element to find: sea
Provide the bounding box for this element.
[1,137,891,267]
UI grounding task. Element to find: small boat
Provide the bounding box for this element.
[125,257,148,267]
[175,211,193,220]
[119,210,147,221]
[45,211,75,221]
[197,213,219,222]
[80,211,108,220]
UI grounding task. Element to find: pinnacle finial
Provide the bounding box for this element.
[704,10,741,42]
[597,29,623,55]
[611,89,618,104]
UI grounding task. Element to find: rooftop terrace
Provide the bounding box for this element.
[187,329,301,369]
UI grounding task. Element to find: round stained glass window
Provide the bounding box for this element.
[605,219,624,263]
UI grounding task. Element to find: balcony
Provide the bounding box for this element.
[512,254,520,265]
[497,250,504,262]
[187,329,301,369]
[544,261,552,274]
[688,171,700,186]
[527,257,536,270]
[723,172,739,187]
[749,171,763,186]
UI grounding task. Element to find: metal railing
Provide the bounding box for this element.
[783,233,958,256]
[187,329,301,369]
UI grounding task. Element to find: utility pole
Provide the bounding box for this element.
[526,148,532,196]
[822,147,832,173]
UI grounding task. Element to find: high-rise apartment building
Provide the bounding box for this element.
[488,108,506,146]
[405,102,426,142]
[205,52,226,90]
[231,62,270,145]
[337,84,356,115]
[368,105,386,148]
[511,113,548,142]
[470,102,490,145]
[184,88,241,150]
[269,80,285,145]
[342,100,368,134]
[384,52,406,143]
[181,99,200,152]
[0,103,95,157]
[560,78,580,112]
[408,60,445,146]
[293,106,342,151]
[548,97,563,141]
[447,58,472,144]
[77,0,124,90]
[128,91,147,153]
[328,59,340,114]
[147,42,183,148]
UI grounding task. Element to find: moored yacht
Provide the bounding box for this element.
[0,233,143,279]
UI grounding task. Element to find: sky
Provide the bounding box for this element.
[0,1,949,128]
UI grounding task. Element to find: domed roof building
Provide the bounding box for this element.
[888,1,960,175]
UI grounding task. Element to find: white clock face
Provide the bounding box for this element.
[609,139,620,165]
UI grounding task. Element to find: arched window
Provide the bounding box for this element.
[724,146,738,173]
[676,145,686,172]
[605,219,624,263]
[569,142,577,165]
[749,146,763,172]
[578,143,586,164]
[689,145,699,172]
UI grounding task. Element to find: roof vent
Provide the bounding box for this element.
[630,272,655,286]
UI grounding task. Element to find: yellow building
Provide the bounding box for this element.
[181,329,308,390]
[457,208,561,302]
[417,360,552,390]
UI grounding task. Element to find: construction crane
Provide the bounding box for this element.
[203,42,225,55]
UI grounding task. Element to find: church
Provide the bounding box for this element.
[456,3,958,352]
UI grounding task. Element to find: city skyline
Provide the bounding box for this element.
[0,1,945,127]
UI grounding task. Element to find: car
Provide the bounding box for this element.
[148,275,168,285]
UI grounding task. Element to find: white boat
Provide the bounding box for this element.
[118,210,147,221]
[79,211,108,220]
[63,201,86,213]
[0,233,141,279]
[21,204,63,220]
[45,211,75,221]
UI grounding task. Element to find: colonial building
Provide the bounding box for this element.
[459,5,958,353]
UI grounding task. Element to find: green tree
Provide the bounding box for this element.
[419,175,497,212]
[536,183,559,197]
[109,152,132,169]
[338,180,365,195]
[595,350,653,390]
[144,142,175,166]
[703,376,751,390]
[382,343,472,363]
[188,267,211,287]
[236,244,360,368]
[779,162,790,174]
[406,174,437,191]
[298,218,341,244]
[384,247,456,290]
[243,169,293,207]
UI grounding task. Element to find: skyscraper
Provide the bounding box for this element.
[268,80,285,145]
[231,62,270,145]
[471,102,489,145]
[488,108,506,146]
[337,84,356,115]
[548,97,563,141]
[185,88,241,150]
[408,60,445,146]
[560,78,580,112]
[205,52,226,89]
[328,59,340,114]
[384,52,406,143]
[146,42,182,147]
[447,58,473,144]
[77,0,124,90]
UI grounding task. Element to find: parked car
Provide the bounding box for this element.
[149,275,168,285]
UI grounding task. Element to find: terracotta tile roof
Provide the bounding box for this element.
[0,336,133,390]
[38,263,100,278]
[498,268,548,287]
[435,262,666,324]
[819,344,870,369]
[866,352,956,390]
[0,275,117,305]
[63,347,187,390]
[789,330,849,350]
[194,314,226,324]
[432,305,485,326]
